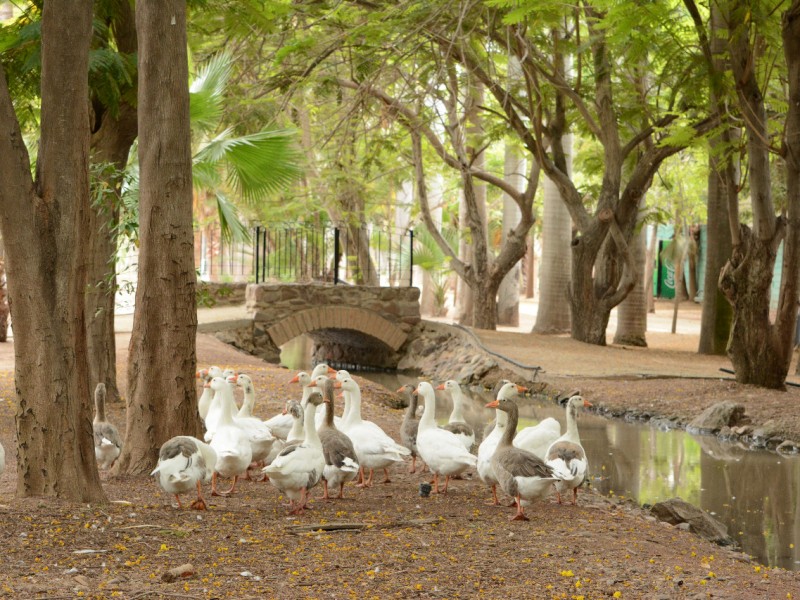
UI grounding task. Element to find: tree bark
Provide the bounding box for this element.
[87,0,138,403]
[614,215,648,346]
[534,165,573,333]
[0,0,105,500]
[497,142,524,326]
[717,1,800,389]
[116,0,201,474]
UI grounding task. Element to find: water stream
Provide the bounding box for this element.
[280,336,800,570]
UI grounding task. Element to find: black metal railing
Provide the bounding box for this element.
[253,224,414,287]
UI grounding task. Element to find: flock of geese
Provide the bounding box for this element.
[90,363,592,521]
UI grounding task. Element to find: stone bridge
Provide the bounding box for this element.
[211,283,421,368]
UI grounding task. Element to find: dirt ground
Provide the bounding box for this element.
[0,307,799,598]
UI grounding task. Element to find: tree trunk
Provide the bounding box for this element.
[698,145,735,353]
[116,0,201,474]
[86,0,138,403]
[614,215,648,346]
[525,234,535,299]
[0,0,106,500]
[645,225,657,313]
[717,1,800,389]
[88,104,138,404]
[721,226,789,388]
[498,143,524,326]
[533,141,572,334]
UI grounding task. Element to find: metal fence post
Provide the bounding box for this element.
[254,226,261,283]
[409,229,414,287]
[334,227,341,285]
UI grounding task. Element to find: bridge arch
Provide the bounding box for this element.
[266,305,408,351]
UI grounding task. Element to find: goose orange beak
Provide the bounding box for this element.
[333,381,342,389]
[289,374,300,384]
[517,385,528,393]
[396,386,406,393]
[583,399,593,408]
[327,366,337,375]
[435,383,446,391]
[413,386,421,395]
[485,399,499,408]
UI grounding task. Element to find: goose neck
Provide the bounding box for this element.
[303,404,322,446]
[418,389,438,432]
[499,403,519,447]
[448,390,465,423]
[343,387,362,427]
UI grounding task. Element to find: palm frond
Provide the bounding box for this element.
[214,192,250,243]
[189,50,233,134]
[195,128,303,203]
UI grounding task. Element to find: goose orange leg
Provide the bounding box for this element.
[408,456,417,474]
[431,473,440,494]
[322,480,331,501]
[338,482,346,499]
[190,480,208,510]
[485,484,500,506]
[510,494,529,521]
[381,468,391,484]
[217,475,238,496]
[174,494,183,509]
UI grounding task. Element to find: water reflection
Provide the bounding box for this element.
[279,336,800,570]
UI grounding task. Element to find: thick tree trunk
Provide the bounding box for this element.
[88,105,138,404]
[497,144,523,326]
[570,227,611,345]
[614,217,648,346]
[116,0,201,474]
[699,145,735,354]
[720,226,788,388]
[534,169,573,333]
[718,2,800,389]
[87,1,138,403]
[0,0,105,500]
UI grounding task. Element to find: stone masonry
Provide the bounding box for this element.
[240,283,421,366]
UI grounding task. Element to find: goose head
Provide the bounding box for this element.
[436,380,462,395]
[335,369,350,382]
[310,363,337,378]
[284,399,303,419]
[209,376,231,393]
[413,381,436,403]
[484,382,528,409]
[289,371,311,386]
[235,373,254,394]
[566,395,592,417]
[306,390,324,408]
[334,377,358,393]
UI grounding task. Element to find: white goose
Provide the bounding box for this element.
[263,391,326,514]
[477,383,516,505]
[415,382,478,494]
[196,366,223,420]
[208,377,253,496]
[337,376,409,487]
[264,364,335,439]
[93,383,122,470]
[437,380,476,451]
[545,395,592,505]
[151,436,217,510]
